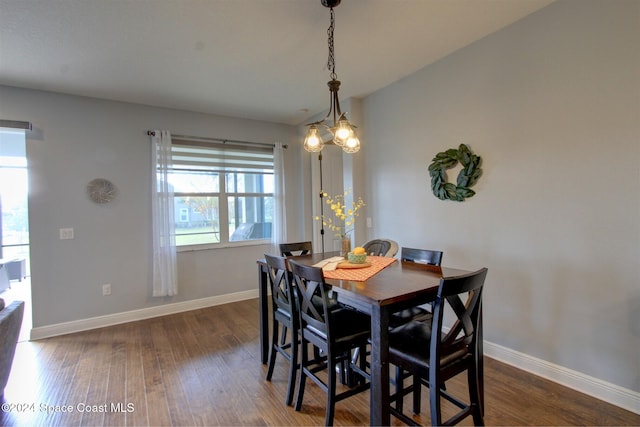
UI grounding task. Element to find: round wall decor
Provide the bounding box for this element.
[428,144,482,202]
[87,178,117,204]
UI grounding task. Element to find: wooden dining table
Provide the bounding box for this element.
[257,252,475,426]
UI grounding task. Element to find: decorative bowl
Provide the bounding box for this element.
[347,252,367,264]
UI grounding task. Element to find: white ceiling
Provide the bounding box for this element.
[0,0,554,125]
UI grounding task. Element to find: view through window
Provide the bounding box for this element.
[168,139,274,247]
[0,129,29,266]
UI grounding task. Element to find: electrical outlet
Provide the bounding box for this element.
[59,228,74,240]
[102,284,112,296]
[366,217,372,228]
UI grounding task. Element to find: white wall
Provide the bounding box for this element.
[0,86,305,328]
[361,0,639,393]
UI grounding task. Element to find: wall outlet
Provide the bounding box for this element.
[59,228,74,240]
[366,217,372,228]
[102,284,112,296]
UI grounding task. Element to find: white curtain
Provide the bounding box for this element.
[271,142,286,253]
[151,130,178,296]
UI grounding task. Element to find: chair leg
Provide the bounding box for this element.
[395,366,404,412]
[280,325,288,346]
[412,374,421,414]
[358,344,367,384]
[266,320,279,381]
[429,380,442,427]
[468,363,484,426]
[285,325,298,406]
[339,357,348,386]
[325,356,337,426]
[295,340,308,412]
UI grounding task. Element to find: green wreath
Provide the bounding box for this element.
[428,144,482,201]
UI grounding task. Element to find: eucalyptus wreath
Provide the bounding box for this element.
[428,144,482,201]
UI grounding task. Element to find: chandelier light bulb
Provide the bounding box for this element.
[303,125,324,152]
[343,132,360,153]
[333,118,352,146]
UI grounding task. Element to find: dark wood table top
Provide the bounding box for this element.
[261,251,470,308]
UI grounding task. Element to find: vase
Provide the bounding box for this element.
[341,235,351,259]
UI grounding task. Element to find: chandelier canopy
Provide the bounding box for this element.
[303,0,360,154]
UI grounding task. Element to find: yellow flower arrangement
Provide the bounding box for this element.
[314,189,365,237]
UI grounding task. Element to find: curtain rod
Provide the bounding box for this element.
[146,131,287,149]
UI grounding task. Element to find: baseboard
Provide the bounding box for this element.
[29,289,258,341]
[485,341,640,415]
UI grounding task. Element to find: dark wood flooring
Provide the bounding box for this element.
[1,298,638,426]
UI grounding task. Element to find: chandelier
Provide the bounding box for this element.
[303,0,361,154]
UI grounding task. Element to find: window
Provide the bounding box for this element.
[168,138,274,247]
[178,208,189,222]
[0,129,29,262]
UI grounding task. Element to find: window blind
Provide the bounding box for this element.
[171,139,274,173]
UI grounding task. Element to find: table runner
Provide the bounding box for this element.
[322,256,397,281]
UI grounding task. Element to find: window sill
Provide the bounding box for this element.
[176,239,272,253]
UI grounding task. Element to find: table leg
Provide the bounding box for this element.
[258,263,269,365]
[370,305,390,426]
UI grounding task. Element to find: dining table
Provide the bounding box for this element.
[256,251,477,426]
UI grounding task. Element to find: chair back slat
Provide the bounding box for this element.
[432,268,487,356]
[288,260,332,341]
[401,247,443,266]
[362,239,390,256]
[264,254,295,314]
[279,241,313,257]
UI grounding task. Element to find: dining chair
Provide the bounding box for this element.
[361,238,399,257]
[388,267,488,426]
[288,259,371,426]
[391,247,445,328]
[400,246,443,266]
[264,254,299,406]
[349,238,398,372]
[279,241,313,257]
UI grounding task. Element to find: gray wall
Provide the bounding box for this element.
[0,85,306,327]
[361,0,639,392]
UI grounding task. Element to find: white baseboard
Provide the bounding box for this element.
[29,289,258,341]
[485,341,640,415]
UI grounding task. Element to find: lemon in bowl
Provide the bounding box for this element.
[348,247,367,264]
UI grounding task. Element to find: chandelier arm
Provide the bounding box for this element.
[333,92,342,122]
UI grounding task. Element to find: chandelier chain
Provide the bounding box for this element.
[327,7,337,80]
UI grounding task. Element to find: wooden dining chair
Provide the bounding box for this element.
[279,241,313,257]
[401,246,443,266]
[388,268,488,426]
[361,238,399,257]
[264,254,299,406]
[288,260,371,426]
[391,247,445,328]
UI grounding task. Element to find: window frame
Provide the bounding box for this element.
[169,139,274,251]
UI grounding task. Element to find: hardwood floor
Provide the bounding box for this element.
[1,298,638,426]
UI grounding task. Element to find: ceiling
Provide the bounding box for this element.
[0,0,554,126]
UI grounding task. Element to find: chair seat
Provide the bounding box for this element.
[389,319,471,372]
[390,306,432,328]
[331,307,371,344]
[307,306,370,343]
